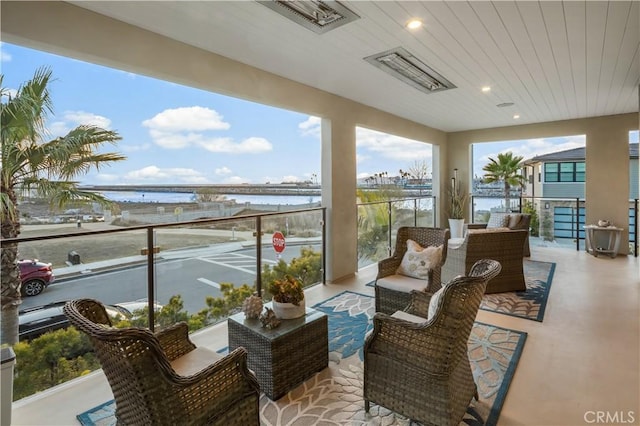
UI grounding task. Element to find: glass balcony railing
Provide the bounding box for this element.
[356,195,436,268]
[470,195,638,256]
[3,207,326,400]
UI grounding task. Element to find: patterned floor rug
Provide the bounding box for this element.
[367,259,556,322]
[77,291,527,426]
[479,260,555,322]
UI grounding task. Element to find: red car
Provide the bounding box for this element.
[19,259,55,297]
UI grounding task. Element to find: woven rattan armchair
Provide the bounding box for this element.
[364,259,502,426]
[64,299,260,426]
[374,227,450,314]
[441,228,528,293]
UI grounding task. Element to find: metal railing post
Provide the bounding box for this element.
[635,199,638,257]
[434,196,437,228]
[146,227,155,332]
[575,198,580,252]
[387,201,392,257]
[256,216,262,296]
[321,209,326,284]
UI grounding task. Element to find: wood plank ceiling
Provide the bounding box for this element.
[72,1,639,132]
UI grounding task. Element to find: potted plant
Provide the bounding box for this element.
[448,171,468,239]
[267,275,306,319]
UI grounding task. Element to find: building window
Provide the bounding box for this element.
[544,162,585,182]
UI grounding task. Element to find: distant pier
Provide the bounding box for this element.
[79,184,322,196]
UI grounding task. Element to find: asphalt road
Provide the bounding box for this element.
[20,244,319,314]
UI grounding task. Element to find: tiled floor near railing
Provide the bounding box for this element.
[10,245,640,426]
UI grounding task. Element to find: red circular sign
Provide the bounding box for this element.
[272,231,286,253]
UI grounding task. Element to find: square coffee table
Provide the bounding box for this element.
[227,304,328,400]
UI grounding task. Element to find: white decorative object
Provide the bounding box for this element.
[597,219,611,227]
[271,299,306,319]
[448,218,465,239]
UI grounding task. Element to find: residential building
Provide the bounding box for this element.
[522,143,638,245]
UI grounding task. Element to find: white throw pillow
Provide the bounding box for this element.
[427,285,445,320]
[395,240,443,279]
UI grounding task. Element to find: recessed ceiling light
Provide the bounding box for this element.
[513,114,520,119]
[406,19,423,30]
[481,86,491,93]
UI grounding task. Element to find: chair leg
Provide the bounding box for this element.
[364,400,370,412]
[474,387,479,401]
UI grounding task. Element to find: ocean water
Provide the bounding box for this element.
[99,190,320,205]
[99,190,509,211]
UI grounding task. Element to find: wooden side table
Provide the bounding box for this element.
[227,304,328,400]
[584,225,624,258]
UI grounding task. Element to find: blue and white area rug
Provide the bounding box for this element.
[479,260,556,322]
[77,291,527,426]
[367,259,556,322]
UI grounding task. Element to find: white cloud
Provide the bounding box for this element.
[148,129,202,149]
[281,175,301,183]
[299,116,321,138]
[143,106,230,132]
[357,172,372,179]
[64,111,112,129]
[198,137,272,154]
[356,127,432,162]
[0,43,11,62]
[223,175,250,184]
[48,121,70,137]
[0,88,17,100]
[45,111,112,138]
[142,107,272,153]
[215,166,233,175]
[123,165,209,184]
[121,143,151,153]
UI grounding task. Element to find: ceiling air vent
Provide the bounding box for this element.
[258,0,360,34]
[365,47,456,95]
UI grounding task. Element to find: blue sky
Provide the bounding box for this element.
[1,42,637,185]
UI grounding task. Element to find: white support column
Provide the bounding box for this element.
[321,117,358,282]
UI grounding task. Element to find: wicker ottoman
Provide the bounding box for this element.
[227,305,328,400]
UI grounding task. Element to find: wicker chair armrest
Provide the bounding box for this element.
[155,322,197,361]
[377,256,401,279]
[466,223,488,230]
[405,290,434,318]
[365,313,452,375]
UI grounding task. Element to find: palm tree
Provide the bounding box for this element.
[1,67,126,345]
[482,152,526,212]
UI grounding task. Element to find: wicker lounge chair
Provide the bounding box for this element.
[442,228,528,293]
[364,259,502,426]
[374,226,450,315]
[64,299,260,426]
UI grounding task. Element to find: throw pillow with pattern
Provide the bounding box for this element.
[396,239,443,279]
[487,213,510,228]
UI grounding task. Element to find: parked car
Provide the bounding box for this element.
[18,300,163,341]
[19,259,55,297]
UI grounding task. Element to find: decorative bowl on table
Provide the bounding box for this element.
[597,220,611,227]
